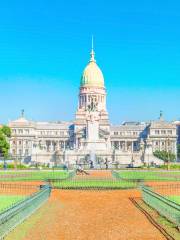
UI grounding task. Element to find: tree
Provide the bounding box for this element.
[0,125,11,159]
[1,125,11,138]
[153,150,176,170]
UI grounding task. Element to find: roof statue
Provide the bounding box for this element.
[159,110,164,121]
[21,109,25,118]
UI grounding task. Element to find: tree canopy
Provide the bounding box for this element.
[0,125,11,137]
[0,126,11,158]
[153,150,176,163]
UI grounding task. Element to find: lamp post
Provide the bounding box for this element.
[145,142,149,169]
[15,136,18,170]
[166,135,170,171]
[147,145,150,169]
[131,152,134,168]
[145,140,151,169]
[3,155,7,170]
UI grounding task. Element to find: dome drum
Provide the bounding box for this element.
[79,86,106,95]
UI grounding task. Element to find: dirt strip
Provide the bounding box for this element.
[0,181,44,195]
[6,189,166,240]
[74,170,113,179]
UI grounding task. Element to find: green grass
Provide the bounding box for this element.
[114,170,180,181]
[0,195,25,212]
[52,179,137,189]
[166,196,180,204]
[0,170,70,182]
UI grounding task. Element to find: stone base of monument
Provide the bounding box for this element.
[82,139,107,151]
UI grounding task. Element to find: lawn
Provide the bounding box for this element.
[52,179,137,189]
[166,196,180,204]
[114,170,180,181]
[0,195,25,212]
[0,170,70,182]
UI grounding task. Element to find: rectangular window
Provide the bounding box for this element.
[60,131,64,136]
[25,149,29,156]
[114,141,119,149]
[155,130,159,134]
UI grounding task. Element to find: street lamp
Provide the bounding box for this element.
[3,155,7,170]
[166,135,170,170]
[147,144,150,169]
[14,136,18,170]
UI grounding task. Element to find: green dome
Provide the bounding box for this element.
[80,49,104,87]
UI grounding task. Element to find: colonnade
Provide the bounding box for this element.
[79,94,105,110]
[38,140,70,152]
[152,140,176,153]
[111,140,139,152]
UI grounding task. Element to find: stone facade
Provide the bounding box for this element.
[8,47,178,167]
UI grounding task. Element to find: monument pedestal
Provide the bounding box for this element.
[82,139,107,151]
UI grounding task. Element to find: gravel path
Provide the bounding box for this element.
[5,171,167,240]
[6,189,166,240]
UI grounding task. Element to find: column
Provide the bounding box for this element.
[131,141,134,152]
[50,141,53,152]
[55,141,58,151]
[125,141,127,151]
[119,141,121,150]
[56,141,58,151]
[47,141,50,152]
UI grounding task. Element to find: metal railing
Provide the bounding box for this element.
[49,171,138,190]
[111,169,180,182]
[141,186,180,227]
[112,170,143,187]
[0,185,51,239]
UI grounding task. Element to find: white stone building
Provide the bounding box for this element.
[8,46,177,167]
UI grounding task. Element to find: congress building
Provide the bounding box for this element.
[8,46,177,167]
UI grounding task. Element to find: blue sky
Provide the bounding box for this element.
[0,0,179,124]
